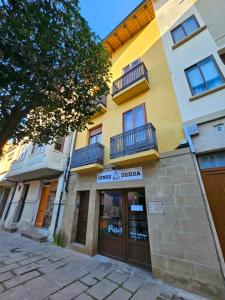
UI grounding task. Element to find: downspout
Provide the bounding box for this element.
[53,132,76,238]
[183,125,196,153]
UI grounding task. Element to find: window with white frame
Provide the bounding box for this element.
[31,144,45,155]
[185,56,225,96]
[54,137,65,152]
[171,15,200,44]
[17,145,29,160]
[122,58,141,74]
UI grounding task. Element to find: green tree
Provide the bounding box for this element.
[0,0,111,155]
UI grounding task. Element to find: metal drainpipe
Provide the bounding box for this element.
[53,132,76,239]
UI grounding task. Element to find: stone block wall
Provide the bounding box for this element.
[61,148,225,299]
[146,149,225,299]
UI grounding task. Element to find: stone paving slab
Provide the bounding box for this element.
[0,231,210,300]
[86,278,118,299]
[106,287,132,300]
[49,281,87,300]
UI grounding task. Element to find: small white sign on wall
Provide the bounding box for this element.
[97,167,143,183]
[148,201,164,215]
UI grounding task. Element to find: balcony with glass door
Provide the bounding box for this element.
[112,61,150,104]
[110,106,158,166]
[6,142,65,181]
[71,127,104,173]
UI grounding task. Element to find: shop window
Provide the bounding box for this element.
[89,126,102,145]
[185,56,225,96]
[99,191,123,238]
[171,15,200,44]
[127,191,149,241]
[54,137,65,152]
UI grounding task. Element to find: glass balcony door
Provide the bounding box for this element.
[123,105,146,150]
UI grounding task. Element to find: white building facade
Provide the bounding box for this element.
[0,135,75,241]
[154,0,225,278]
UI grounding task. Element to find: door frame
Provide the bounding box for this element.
[14,184,30,223]
[75,190,90,245]
[35,184,51,227]
[201,167,225,261]
[98,188,151,269]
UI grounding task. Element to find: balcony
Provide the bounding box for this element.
[6,145,65,181]
[71,143,104,173]
[90,95,107,119]
[112,62,149,104]
[110,123,159,166]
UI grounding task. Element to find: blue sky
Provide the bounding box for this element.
[80,0,143,39]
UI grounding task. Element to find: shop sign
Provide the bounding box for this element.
[97,167,143,183]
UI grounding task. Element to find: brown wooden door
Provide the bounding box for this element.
[201,168,225,260]
[35,186,50,227]
[76,191,90,245]
[98,189,151,269]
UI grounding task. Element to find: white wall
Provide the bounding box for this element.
[154,0,225,125]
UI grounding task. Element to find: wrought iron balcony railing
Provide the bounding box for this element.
[112,62,148,96]
[71,143,104,168]
[110,123,158,159]
[96,94,107,107]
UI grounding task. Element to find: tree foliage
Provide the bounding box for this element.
[0,0,111,155]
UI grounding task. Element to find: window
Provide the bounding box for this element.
[17,145,28,161]
[219,52,225,65]
[185,56,225,96]
[171,15,200,44]
[54,137,65,152]
[123,58,141,74]
[7,146,15,161]
[123,105,146,147]
[31,144,45,155]
[89,126,102,144]
[123,104,146,132]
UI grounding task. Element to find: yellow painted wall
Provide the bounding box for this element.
[0,145,20,175]
[75,19,184,165]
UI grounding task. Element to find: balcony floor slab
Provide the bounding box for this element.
[71,163,104,174]
[90,104,107,119]
[112,77,149,105]
[110,149,159,167]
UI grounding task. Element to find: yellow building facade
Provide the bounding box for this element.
[74,6,184,170]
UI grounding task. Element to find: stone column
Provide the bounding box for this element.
[85,189,100,256]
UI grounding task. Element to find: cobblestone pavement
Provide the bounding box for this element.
[0,231,207,300]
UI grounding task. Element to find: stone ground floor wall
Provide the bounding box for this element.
[61,148,225,299]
